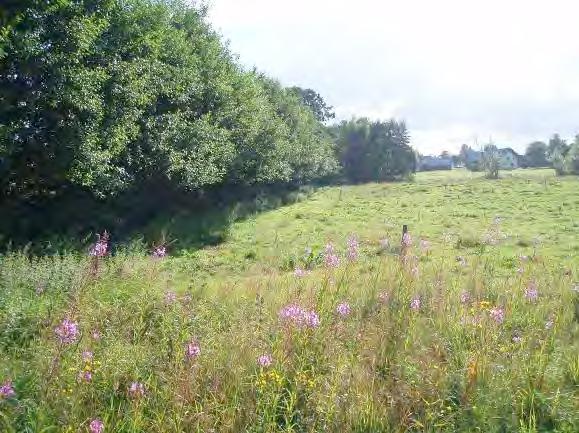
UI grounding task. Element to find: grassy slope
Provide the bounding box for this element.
[1,169,578,432]
[170,168,578,288]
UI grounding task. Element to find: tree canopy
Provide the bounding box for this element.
[331,118,415,183]
[0,0,337,203]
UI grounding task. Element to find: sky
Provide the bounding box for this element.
[207,0,579,155]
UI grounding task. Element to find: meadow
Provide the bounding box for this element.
[1,169,578,432]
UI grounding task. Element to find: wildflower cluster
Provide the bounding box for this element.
[89,419,104,433]
[55,319,80,344]
[257,354,273,367]
[489,306,505,324]
[401,232,412,248]
[89,232,109,257]
[336,302,351,317]
[78,351,96,383]
[524,281,539,302]
[185,340,201,361]
[279,304,320,328]
[128,382,145,399]
[324,243,340,268]
[0,381,15,399]
[152,245,167,258]
[346,236,359,260]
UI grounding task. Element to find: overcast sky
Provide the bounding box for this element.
[207,0,579,154]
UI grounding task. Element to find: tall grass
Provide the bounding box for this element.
[1,228,578,432]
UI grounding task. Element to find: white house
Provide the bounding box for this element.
[497,148,519,169]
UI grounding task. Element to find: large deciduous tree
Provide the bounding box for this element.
[524,141,549,167]
[0,0,337,203]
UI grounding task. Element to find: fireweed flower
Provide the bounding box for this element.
[55,319,79,344]
[257,354,273,367]
[185,341,201,361]
[89,233,109,257]
[401,232,412,248]
[0,381,15,399]
[89,419,104,433]
[152,246,167,258]
[524,281,539,302]
[164,291,177,304]
[410,297,421,311]
[91,330,101,341]
[336,302,351,317]
[460,291,471,304]
[279,304,320,329]
[489,307,505,324]
[78,370,92,383]
[324,243,340,268]
[82,351,93,363]
[324,253,340,268]
[346,236,359,260]
[128,382,145,398]
[512,333,522,343]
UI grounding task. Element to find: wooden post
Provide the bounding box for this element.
[401,224,408,242]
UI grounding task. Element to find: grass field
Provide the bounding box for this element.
[1,169,578,432]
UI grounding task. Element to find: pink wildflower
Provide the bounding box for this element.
[55,319,79,344]
[489,307,505,324]
[460,291,471,304]
[336,302,351,317]
[185,341,201,361]
[128,382,145,399]
[257,354,273,367]
[410,297,421,311]
[524,281,539,302]
[279,304,320,329]
[346,236,359,260]
[401,232,412,248]
[152,246,167,258]
[78,370,92,383]
[164,291,177,305]
[0,381,15,399]
[89,232,109,257]
[82,351,93,363]
[89,419,104,433]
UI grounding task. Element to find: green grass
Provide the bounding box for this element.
[1,169,578,432]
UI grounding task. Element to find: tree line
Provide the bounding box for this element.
[0,0,415,242]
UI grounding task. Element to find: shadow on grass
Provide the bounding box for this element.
[0,183,318,256]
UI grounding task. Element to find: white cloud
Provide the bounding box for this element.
[208,0,579,154]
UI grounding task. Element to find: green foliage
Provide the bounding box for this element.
[0,0,337,203]
[1,171,578,432]
[288,87,335,123]
[524,141,549,168]
[482,144,500,179]
[332,118,416,183]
